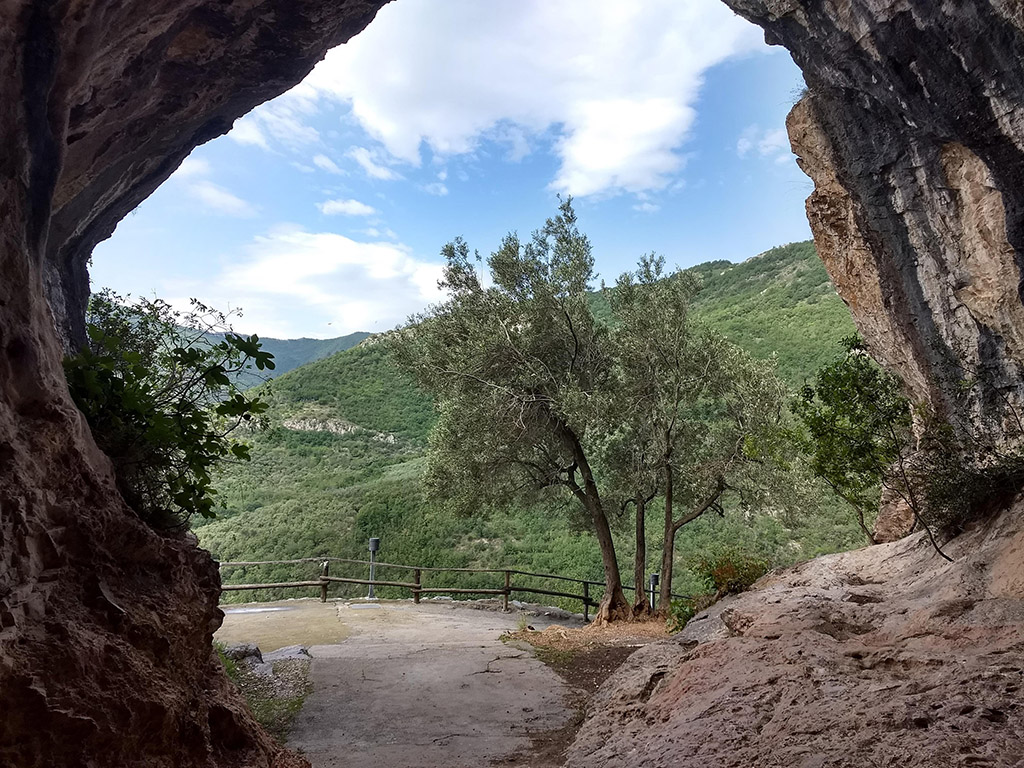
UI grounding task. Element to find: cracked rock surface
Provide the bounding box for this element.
[723,0,1024,539]
[567,499,1024,767]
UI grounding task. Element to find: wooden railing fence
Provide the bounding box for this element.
[218,557,688,622]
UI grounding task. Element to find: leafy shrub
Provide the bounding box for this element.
[667,547,770,633]
[667,593,716,633]
[792,335,913,543]
[917,414,1024,533]
[64,290,273,529]
[695,547,771,595]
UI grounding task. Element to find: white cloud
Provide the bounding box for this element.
[227,117,270,150]
[737,124,791,161]
[173,156,211,179]
[313,154,344,174]
[362,227,400,240]
[317,198,378,216]
[168,228,445,337]
[423,182,448,196]
[189,180,258,217]
[347,146,403,180]
[228,94,320,150]
[287,0,764,197]
[633,201,660,213]
[167,155,258,217]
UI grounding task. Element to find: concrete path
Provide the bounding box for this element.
[217,599,576,767]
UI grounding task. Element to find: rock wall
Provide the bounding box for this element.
[569,4,1024,760]
[0,2,386,766]
[723,0,1024,437]
[568,499,1024,767]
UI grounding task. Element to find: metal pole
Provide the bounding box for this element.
[649,573,659,611]
[367,537,380,599]
[368,550,376,599]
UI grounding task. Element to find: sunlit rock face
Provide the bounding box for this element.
[0,2,386,765]
[723,0,1024,540]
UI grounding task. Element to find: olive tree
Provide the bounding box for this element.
[388,200,632,622]
[606,256,791,612]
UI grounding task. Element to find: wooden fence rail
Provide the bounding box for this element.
[219,557,689,622]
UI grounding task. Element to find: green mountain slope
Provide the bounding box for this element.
[207,330,371,386]
[199,241,862,602]
[688,241,856,386]
[256,331,372,376]
[268,340,435,442]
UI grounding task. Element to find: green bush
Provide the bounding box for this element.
[694,546,771,596]
[64,290,273,529]
[667,547,770,633]
[667,593,717,633]
[918,418,1024,534]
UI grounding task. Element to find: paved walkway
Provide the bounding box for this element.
[217,600,576,767]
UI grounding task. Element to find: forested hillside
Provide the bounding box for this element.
[199,241,861,602]
[211,330,371,387]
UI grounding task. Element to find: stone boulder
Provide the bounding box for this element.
[568,497,1024,766]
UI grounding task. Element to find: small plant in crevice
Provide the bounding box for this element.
[667,547,770,633]
[915,398,1024,535]
[64,289,274,530]
[667,594,716,633]
[213,641,240,683]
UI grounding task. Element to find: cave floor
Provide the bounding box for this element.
[216,599,583,767]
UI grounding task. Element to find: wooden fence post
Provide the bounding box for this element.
[503,570,511,612]
[320,561,329,603]
[583,581,590,623]
[413,569,421,604]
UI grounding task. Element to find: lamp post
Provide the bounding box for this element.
[367,537,380,599]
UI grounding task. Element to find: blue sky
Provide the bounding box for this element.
[91,0,811,339]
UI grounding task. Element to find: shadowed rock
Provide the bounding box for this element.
[723,1,1024,539]
[0,2,386,766]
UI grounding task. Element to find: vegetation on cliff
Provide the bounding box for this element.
[65,290,274,528]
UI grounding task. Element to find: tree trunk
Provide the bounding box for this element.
[633,494,652,617]
[657,462,675,614]
[555,416,631,623]
[588,493,632,623]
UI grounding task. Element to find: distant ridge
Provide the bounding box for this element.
[206,330,372,387]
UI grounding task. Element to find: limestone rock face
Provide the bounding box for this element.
[568,499,1024,767]
[722,0,1024,539]
[0,2,386,766]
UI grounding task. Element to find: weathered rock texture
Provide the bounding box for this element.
[722,1,1024,539]
[568,500,1024,767]
[0,2,386,766]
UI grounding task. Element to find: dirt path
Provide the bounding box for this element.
[217,599,580,767]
